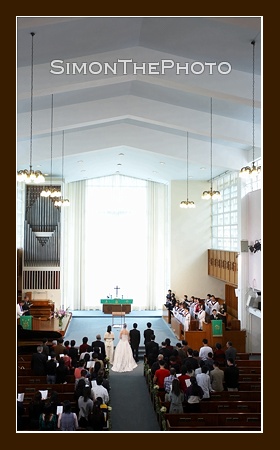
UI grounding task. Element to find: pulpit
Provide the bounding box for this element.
[100,298,133,314]
[29,300,55,319]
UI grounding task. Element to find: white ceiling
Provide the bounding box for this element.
[16,16,262,185]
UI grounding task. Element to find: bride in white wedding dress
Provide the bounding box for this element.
[111,323,138,372]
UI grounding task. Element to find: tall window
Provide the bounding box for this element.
[211,162,261,251]
[211,172,239,251]
[80,175,167,310]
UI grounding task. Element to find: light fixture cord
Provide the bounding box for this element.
[210,97,213,191]
[50,94,54,186]
[252,40,255,164]
[29,32,35,172]
[186,132,189,200]
[62,130,64,198]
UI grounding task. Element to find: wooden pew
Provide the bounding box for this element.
[17,383,75,394]
[220,366,261,374]
[17,354,33,361]
[157,391,262,402]
[18,374,75,384]
[18,368,40,376]
[234,367,261,374]
[17,361,32,370]
[165,412,261,431]
[210,390,261,401]
[235,353,250,360]
[171,316,184,339]
[238,381,261,391]
[160,398,261,413]
[17,365,74,377]
[238,373,261,382]
[235,360,261,367]
[165,423,261,432]
[199,400,261,413]
[156,392,262,417]
[161,400,261,414]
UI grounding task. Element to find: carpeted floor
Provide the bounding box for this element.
[64,315,178,348]
[109,361,161,432]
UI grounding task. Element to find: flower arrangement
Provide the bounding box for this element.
[51,306,70,320]
[160,406,167,413]
[152,384,159,394]
[50,306,69,321]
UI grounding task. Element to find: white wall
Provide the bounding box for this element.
[169,180,225,300]
[239,188,262,353]
[248,189,262,291]
[247,314,262,354]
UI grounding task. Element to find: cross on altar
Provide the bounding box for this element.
[114,285,120,298]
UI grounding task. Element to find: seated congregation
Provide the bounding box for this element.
[17,296,261,433]
[143,335,261,432]
[17,335,112,431]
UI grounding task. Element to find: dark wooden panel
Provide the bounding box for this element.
[102,304,131,314]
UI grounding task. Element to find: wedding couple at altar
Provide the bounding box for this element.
[111,323,138,373]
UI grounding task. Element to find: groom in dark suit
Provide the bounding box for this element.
[129,323,141,362]
[91,334,106,360]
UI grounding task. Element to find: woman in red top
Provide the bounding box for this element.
[178,365,191,393]
[153,360,170,391]
[213,342,226,367]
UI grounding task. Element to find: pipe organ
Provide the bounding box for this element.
[22,185,62,290]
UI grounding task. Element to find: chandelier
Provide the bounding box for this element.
[17,32,45,184]
[54,130,70,207]
[41,95,61,197]
[202,97,221,200]
[239,40,261,178]
[180,132,195,208]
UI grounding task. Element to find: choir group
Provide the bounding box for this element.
[164,291,227,332]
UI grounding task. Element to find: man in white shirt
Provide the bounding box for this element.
[17,300,26,318]
[199,338,213,361]
[91,376,109,404]
[196,366,214,398]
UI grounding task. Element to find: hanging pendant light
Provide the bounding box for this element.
[201,97,221,200]
[41,94,61,197]
[17,32,45,184]
[239,40,261,178]
[180,132,195,208]
[54,130,70,207]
